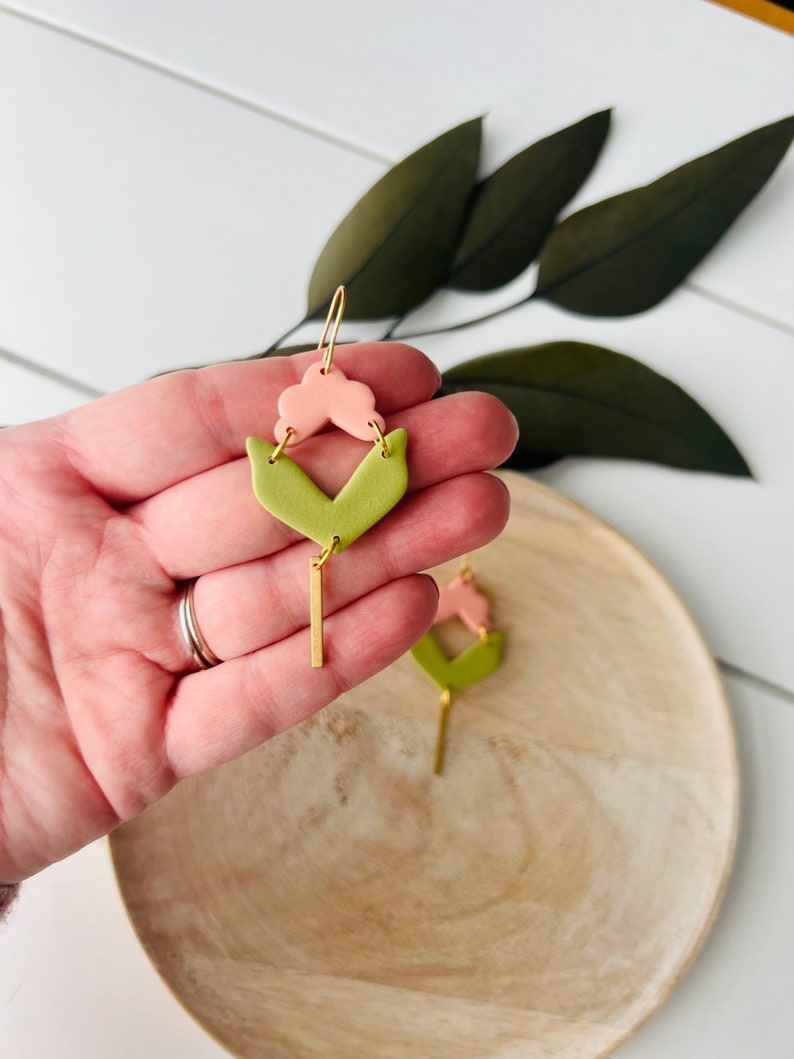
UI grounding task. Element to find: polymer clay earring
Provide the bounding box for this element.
[411,555,505,774]
[246,286,408,667]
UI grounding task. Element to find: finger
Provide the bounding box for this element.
[164,573,440,778]
[59,344,441,504]
[183,472,510,664]
[131,391,518,579]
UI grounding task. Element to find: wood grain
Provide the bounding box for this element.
[111,473,738,1058]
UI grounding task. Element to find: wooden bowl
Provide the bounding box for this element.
[111,473,737,1058]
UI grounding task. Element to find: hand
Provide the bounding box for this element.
[0,344,517,882]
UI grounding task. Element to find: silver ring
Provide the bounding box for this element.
[179,578,223,670]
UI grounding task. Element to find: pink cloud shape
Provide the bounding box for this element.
[275,362,386,446]
[435,575,492,637]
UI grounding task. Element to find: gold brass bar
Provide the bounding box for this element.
[310,558,323,668]
[433,687,452,775]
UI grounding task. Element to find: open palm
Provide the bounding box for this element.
[0,344,516,882]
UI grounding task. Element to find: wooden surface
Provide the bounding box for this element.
[110,474,738,1059]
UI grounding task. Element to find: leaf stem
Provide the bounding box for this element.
[253,317,309,359]
[260,289,537,353]
[388,291,536,342]
[381,302,426,341]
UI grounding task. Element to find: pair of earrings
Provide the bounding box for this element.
[246,286,408,667]
[411,555,505,774]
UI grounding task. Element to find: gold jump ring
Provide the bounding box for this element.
[268,427,295,464]
[368,419,390,458]
[312,536,341,571]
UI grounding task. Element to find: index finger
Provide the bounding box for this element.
[57,344,441,504]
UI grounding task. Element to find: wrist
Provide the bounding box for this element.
[0,881,20,917]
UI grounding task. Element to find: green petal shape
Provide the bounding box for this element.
[411,628,505,692]
[536,115,794,316]
[441,343,750,476]
[307,118,482,320]
[246,429,408,550]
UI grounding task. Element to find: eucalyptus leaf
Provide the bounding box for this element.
[441,343,751,475]
[449,110,611,291]
[307,118,482,320]
[536,115,794,315]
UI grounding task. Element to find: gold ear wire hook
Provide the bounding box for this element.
[319,285,347,374]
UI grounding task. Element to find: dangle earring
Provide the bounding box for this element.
[246,286,408,667]
[411,554,505,774]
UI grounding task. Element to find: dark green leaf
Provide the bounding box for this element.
[441,342,751,475]
[449,110,611,291]
[307,118,482,320]
[536,115,794,315]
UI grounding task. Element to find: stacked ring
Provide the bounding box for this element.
[179,579,223,670]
